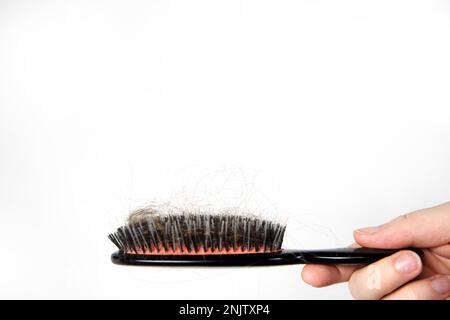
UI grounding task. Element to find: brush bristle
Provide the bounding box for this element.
[108,206,286,255]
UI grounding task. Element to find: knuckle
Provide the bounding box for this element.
[392,212,420,241]
[397,212,417,223]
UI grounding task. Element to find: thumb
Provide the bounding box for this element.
[354,202,450,249]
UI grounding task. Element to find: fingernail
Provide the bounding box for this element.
[355,226,379,234]
[430,276,450,294]
[394,253,419,274]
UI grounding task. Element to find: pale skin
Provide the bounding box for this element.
[302,202,450,299]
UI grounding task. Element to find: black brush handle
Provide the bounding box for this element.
[111,247,423,266]
[272,247,424,265]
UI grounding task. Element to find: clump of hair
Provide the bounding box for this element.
[108,204,286,255]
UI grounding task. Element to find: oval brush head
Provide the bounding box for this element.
[108,206,286,257]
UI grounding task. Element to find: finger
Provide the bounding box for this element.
[354,202,450,248]
[301,243,360,287]
[348,250,422,300]
[301,264,357,287]
[417,248,447,279]
[383,275,450,300]
[429,243,450,258]
[422,246,450,276]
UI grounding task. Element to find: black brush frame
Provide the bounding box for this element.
[111,247,423,267]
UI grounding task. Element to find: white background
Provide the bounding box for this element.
[1,0,449,299]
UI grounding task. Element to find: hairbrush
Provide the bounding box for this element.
[108,207,423,266]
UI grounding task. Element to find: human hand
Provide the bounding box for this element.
[302,202,450,299]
